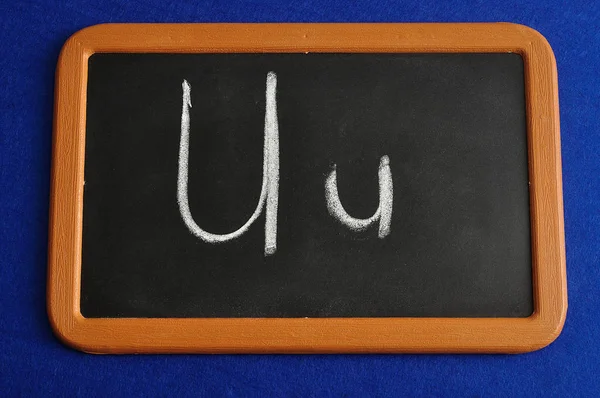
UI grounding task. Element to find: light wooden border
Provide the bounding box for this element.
[48,23,566,354]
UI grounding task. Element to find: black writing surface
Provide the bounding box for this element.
[81,53,532,318]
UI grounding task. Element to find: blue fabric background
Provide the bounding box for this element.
[1,0,598,396]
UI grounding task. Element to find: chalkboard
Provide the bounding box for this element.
[48,23,566,353]
[80,52,533,318]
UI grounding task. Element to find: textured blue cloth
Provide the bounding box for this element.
[1,0,599,396]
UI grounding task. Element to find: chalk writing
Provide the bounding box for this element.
[325,156,393,238]
[178,71,393,255]
[177,72,280,256]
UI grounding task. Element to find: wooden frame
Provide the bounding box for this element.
[48,23,566,354]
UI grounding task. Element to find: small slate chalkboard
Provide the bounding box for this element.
[48,23,566,353]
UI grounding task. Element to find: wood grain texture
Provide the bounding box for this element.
[47,23,566,354]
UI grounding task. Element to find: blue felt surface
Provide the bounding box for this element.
[1,0,599,396]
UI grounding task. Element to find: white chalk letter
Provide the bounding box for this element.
[177,72,280,256]
[325,156,393,238]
